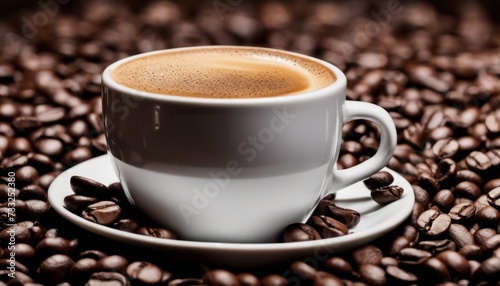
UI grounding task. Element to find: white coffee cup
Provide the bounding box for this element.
[102,46,397,243]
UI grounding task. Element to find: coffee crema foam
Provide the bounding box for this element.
[111,48,336,98]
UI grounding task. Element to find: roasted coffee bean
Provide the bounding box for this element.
[352,244,383,266]
[363,171,394,190]
[285,223,320,242]
[79,250,107,261]
[290,261,317,280]
[86,272,130,286]
[96,255,128,272]
[236,273,260,286]
[453,181,481,200]
[484,179,500,193]
[487,187,500,210]
[108,182,127,201]
[0,225,31,245]
[448,224,475,249]
[314,200,360,228]
[458,244,483,261]
[455,170,483,186]
[398,248,432,265]
[82,201,121,225]
[409,202,425,228]
[62,147,92,167]
[113,218,139,233]
[448,203,476,222]
[15,166,39,186]
[323,257,354,278]
[471,257,500,285]
[466,151,492,171]
[35,237,71,258]
[70,258,97,281]
[136,227,177,239]
[435,250,470,279]
[386,265,418,284]
[389,236,410,256]
[371,185,404,205]
[312,273,343,286]
[126,261,163,284]
[412,185,431,207]
[475,206,500,228]
[480,234,500,257]
[416,239,455,255]
[309,215,348,238]
[485,110,500,133]
[420,257,451,283]
[64,194,99,213]
[37,254,74,284]
[357,264,386,286]
[433,158,456,185]
[260,274,288,286]
[431,190,455,212]
[433,138,459,159]
[34,138,64,157]
[417,210,451,237]
[19,185,47,201]
[473,228,497,245]
[70,175,109,197]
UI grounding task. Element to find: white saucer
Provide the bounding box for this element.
[48,155,414,268]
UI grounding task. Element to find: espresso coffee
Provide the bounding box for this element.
[111,47,336,98]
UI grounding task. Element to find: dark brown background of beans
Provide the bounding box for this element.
[1,0,500,285]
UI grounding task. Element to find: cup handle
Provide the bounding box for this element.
[330,101,397,192]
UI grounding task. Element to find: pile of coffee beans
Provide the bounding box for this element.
[1,0,500,285]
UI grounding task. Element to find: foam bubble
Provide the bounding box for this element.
[111,47,336,98]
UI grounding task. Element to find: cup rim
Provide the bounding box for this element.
[102,45,347,106]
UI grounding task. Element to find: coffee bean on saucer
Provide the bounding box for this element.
[314,200,360,227]
[108,182,128,201]
[64,194,99,213]
[113,218,139,233]
[487,187,500,210]
[70,175,110,197]
[283,223,321,242]
[126,261,164,284]
[82,201,121,225]
[417,210,451,237]
[136,227,177,239]
[363,171,394,190]
[309,215,348,238]
[86,272,131,286]
[371,185,404,205]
